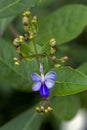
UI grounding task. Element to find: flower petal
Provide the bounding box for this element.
[32,81,41,91]
[45,71,56,81]
[31,73,41,82]
[45,80,55,88]
[40,84,50,98]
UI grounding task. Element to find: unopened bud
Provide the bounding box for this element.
[15,61,20,65]
[51,56,57,62]
[19,35,24,43]
[32,16,37,23]
[54,64,61,68]
[47,106,53,111]
[62,56,68,60]
[50,47,56,54]
[23,11,31,17]
[41,106,44,111]
[13,38,19,46]
[49,38,56,47]
[22,16,29,24]
[44,109,48,113]
[60,56,68,63]
[30,33,34,39]
[36,107,41,113]
[13,57,18,61]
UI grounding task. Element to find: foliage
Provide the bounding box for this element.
[0,0,87,130]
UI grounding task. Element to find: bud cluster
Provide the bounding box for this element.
[13,35,24,46]
[36,106,53,114]
[22,11,38,39]
[13,10,39,65]
[35,98,53,114]
[49,38,58,67]
[49,38,68,67]
[49,38,56,54]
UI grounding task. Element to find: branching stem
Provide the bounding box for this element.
[32,38,40,68]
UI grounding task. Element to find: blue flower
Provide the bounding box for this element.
[31,71,56,98]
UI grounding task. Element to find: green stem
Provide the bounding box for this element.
[24,53,48,58]
[32,38,40,68]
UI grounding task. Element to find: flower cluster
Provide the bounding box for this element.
[13,10,57,113]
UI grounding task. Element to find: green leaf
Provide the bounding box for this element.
[0,16,14,34]
[0,107,43,130]
[37,4,87,45]
[42,42,51,55]
[51,66,87,96]
[52,95,80,120]
[0,38,38,91]
[78,62,87,75]
[0,0,38,18]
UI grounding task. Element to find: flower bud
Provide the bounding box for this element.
[47,106,53,111]
[51,56,57,62]
[41,106,44,111]
[22,16,29,25]
[54,64,61,68]
[18,35,24,43]
[44,109,48,113]
[23,11,31,17]
[60,56,68,63]
[13,38,19,46]
[31,16,37,23]
[14,61,20,65]
[50,47,56,54]
[30,32,34,39]
[49,38,56,47]
[36,107,41,113]
[13,57,18,61]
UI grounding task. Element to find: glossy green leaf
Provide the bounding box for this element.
[37,4,87,45]
[0,38,38,91]
[52,95,80,120]
[0,107,43,130]
[51,66,87,96]
[0,0,38,18]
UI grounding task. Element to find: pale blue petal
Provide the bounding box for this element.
[31,73,41,82]
[45,80,55,88]
[40,84,50,98]
[45,71,56,81]
[32,81,41,91]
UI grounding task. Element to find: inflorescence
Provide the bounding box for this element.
[13,10,68,113]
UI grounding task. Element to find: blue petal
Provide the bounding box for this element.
[40,84,50,98]
[31,73,41,82]
[45,80,55,88]
[45,71,56,81]
[32,81,41,91]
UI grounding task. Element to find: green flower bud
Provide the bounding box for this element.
[47,106,53,111]
[54,64,61,68]
[49,38,56,47]
[50,47,56,54]
[22,16,29,25]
